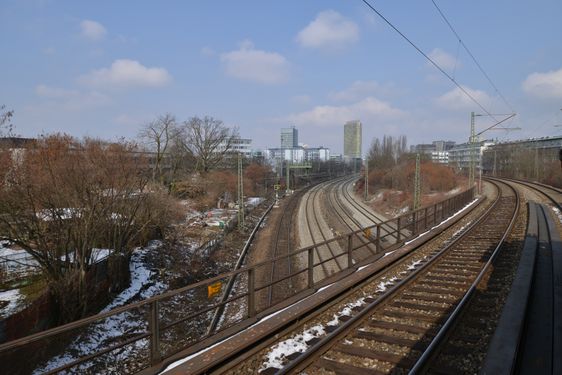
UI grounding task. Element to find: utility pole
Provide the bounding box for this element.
[535,146,539,181]
[237,153,244,230]
[493,150,497,177]
[286,161,290,193]
[469,112,476,189]
[364,158,369,201]
[413,153,421,210]
[470,111,517,187]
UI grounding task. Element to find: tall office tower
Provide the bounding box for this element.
[281,126,298,148]
[344,120,362,159]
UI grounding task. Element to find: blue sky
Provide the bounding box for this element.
[2,0,562,154]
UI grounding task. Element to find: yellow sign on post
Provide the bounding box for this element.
[274,184,281,191]
[207,282,222,298]
[363,228,371,238]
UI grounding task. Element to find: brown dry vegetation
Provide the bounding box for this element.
[171,162,273,212]
[358,158,462,216]
[0,134,181,322]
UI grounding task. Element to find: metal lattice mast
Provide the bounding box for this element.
[413,153,421,210]
[469,112,476,188]
[237,153,244,230]
[364,158,369,201]
[286,161,290,192]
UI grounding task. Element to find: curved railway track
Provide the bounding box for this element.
[500,177,562,208]
[266,188,309,307]
[276,179,518,374]
[302,181,347,280]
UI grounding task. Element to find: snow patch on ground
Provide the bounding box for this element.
[0,241,39,280]
[259,324,326,371]
[551,207,562,225]
[260,297,371,372]
[0,288,27,318]
[407,260,422,271]
[34,241,168,374]
[375,276,398,293]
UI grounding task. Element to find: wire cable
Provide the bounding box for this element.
[360,0,497,120]
[431,0,515,113]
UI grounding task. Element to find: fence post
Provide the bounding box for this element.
[247,268,256,318]
[376,225,381,252]
[397,216,401,242]
[347,234,353,268]
[423,207,428,231]
[308,247,314,288]
[149,300,161,365]
[412,211,417,235]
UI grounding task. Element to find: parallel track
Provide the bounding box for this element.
[303,182,347,279]
[267,188,308,307]
[277,179,518,374]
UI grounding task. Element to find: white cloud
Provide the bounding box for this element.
[522,67,562,99]
[296,10,359,50]
[78,59,172,89]
[427,48,459,71]
[286,97,404,127]
[435,86,492,110]
[35,84,109,111]
[80,20,107,41]
[220,40,290,84]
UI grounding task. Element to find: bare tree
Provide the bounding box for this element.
[368,135,408,169]
[0,135,177,321]
[0,104,14,137]
[180,116,238,173]
[138,113,178,183]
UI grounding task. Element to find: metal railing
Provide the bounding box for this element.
[0,187,475,374]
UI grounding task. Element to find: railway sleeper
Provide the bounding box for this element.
[381,310,445,323]
[400,293,459,304]
[312,357,386,375]
[391,300,451,313]
[333,343,417,368]
[367,320,438,335]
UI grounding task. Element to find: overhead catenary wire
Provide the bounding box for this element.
[359,0,497,121]
[431,0,515,114]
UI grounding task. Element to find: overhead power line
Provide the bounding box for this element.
[360,0,497,120]
[431,0,515,113]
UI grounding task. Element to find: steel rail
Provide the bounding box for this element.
[276,181,509,374]
[409,179,519,373]
[326,177,382,258]
[304,180,347,277]
[266,185,312,307]
[496,177,562,210]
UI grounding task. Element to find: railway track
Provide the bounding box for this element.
[500,177,562,208]
[302,181,347,281]
[324,176,405,263]
[266,187,311,308]
[476,178,562,374]
[274,179,518,374]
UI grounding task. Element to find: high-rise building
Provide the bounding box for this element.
[281,126,298,148]
[343,120,362,159]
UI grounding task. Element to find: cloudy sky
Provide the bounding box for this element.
[2,0,562,154]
